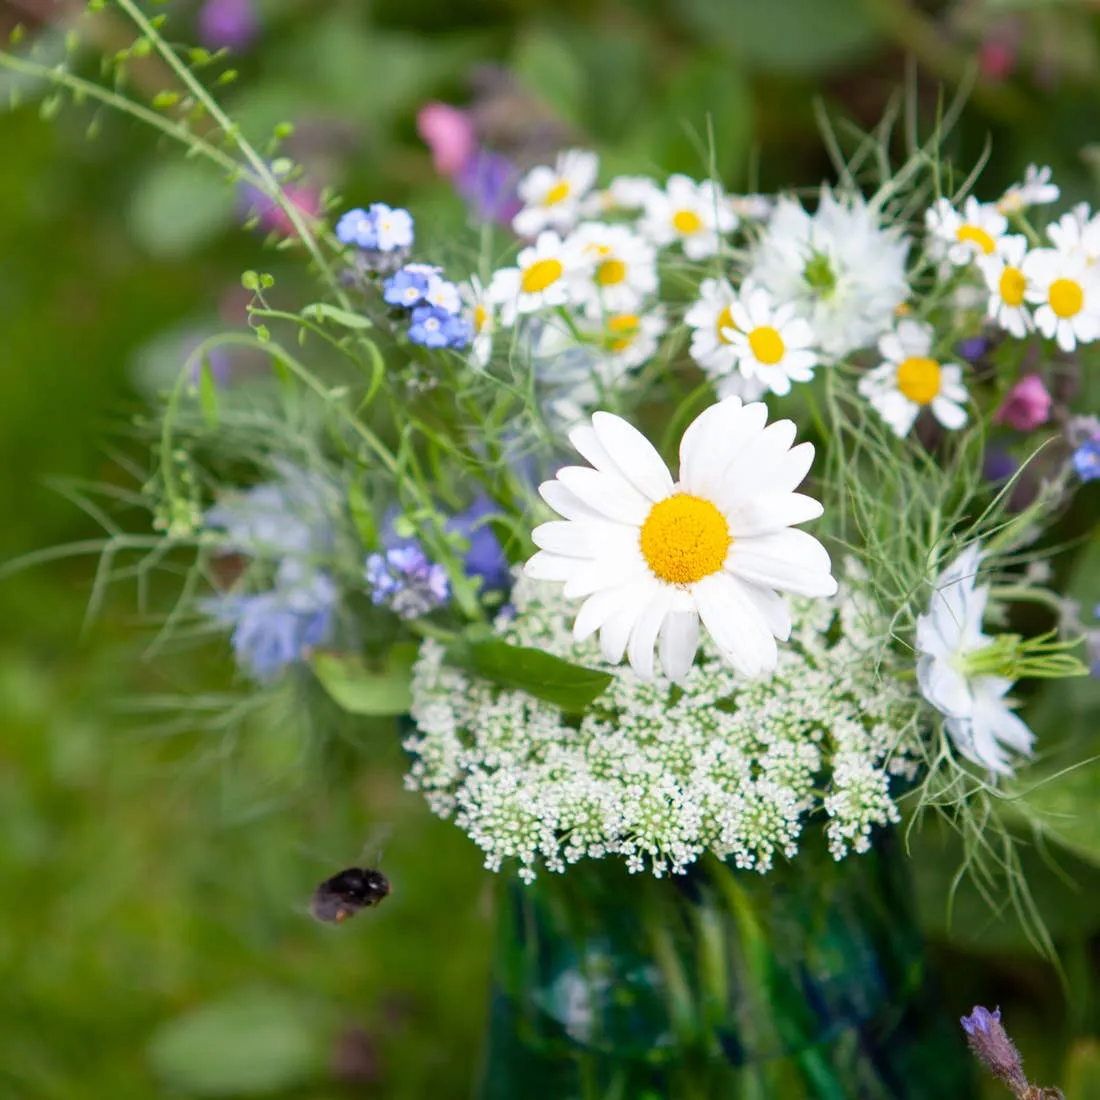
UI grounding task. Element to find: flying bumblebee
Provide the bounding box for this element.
[310,867,391,924]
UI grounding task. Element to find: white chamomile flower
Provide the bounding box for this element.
[684,277,740,378]
[925,196,1008,266]
[525,397,838,682]
[580,175,661,217]
[727,193,773,221]
[726,283,818,397]
[916,544,1035,777]
[749,190,910,357]
[997,164,1059,215]
[423,274,461,314]
[1022,245,1100,352]
[565,222,658,314]
[976,235,1032,338]
[488,231,577,324]
[597,308,667,369]
[859,319,968,438]
[460,276,495,367]
[1045,204,1100,264]
[512,149,599,238]
[639,174,736,260]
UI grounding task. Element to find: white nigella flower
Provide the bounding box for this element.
[1045,204,1100,264]
[748,189,910,357]
[997,164,1059,215]
[525,397,837,682]
[685,277,740,379]
[513,149,600,238]
[489,231,578,324]
[460,276,495,367]
[639,174,736,259]
[925,196,1008,267]
[726,283,818,397]
[565,222,658,314]
[859,319,968,438]
[1022,244,1100,352]
[916,544,1035,777]
[976,235,1032,339]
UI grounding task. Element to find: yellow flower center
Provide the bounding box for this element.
[747,325,785,365]
[672,209,703,235]
[639,493,731,585]
[1049,277,1084,319]
[597,258,627,286]
[896,356,942,405]
[474,304,488,333]
[956,224,996,255]
[521,258,564,294]
[716,306,735,344]
[605,313,640,352]
[998,267,1026,307]
[545,179,571,206]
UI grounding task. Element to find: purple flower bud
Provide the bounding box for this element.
[984,448,1018,484]
[957,335,989,363]
[455,149,522,226]
[197,0,259,52]
[365,545,449,619]
[960,1006,1028,1093]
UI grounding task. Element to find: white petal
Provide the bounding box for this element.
[532,520,634,558]
[539,480,607,522]
[737,583,792,641]
[524,551,578,582]
[555,466,650,525]
[562,553,649,599]
[658,611,700,682]
[917,655,973,719]
[723,492,823,537]
[626,587,675,679]
[591,412,675,501]
[600,606,640,664]
[573,584,643,641]
[694,573,777,678]
[726,529,837,597]
[931,397,967,430]
[679,400,770,499]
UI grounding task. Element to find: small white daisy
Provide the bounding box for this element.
[460,276,495,367]
[525,396,837,681]
[749,190,910,357]
[512,149,599,238]
[976,235,1032,338]
[580,174,661,217]
[537,307,667,373]
[925,196,1008,267]
[727,193,773,221]
[639,174,736,260]
[726,283,818,397]
[1045,204,1100,264]
[565,222,658,315]
[859,319,968,438]
[488,231,578,324]
[684,277,740,378]
[1022,245,1100,352]
[997,164,1059,215]
[916,543,1035,777]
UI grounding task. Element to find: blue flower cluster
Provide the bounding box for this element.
[1073,434,1100,482]
[365,545,449,620]
[203,470,340,682]
[383,263,471,350]
[336,202,414,253]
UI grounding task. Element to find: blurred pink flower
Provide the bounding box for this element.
[417,103,476,176]
[978,39,1017,82]
[994,373,1052,431]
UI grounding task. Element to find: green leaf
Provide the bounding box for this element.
[447,638,612,714]
[127,160,237,259]
[311,647,416,716]
[151,90,180,109]
[1007,761,1100,867]
[347,477,378,551]
[147,989,327,1096]
[198,360,219,429]
[302,303,373,330]
[512,28,586,123]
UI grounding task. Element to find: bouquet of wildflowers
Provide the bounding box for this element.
[6,8,1098,1096]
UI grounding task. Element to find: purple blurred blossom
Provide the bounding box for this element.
[197,0,259,52]
[994,373,1052,432]
[365,545,449,619]
[455,149,522,226]
[956,335,989,363]
[984,448,1018,484]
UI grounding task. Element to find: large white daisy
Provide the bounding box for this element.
[639,174,736,260]
[488,231,577,324]
[726,283,818,397]
[916,543,1035,777]
[513,149,599,238]
[525,397,837,682]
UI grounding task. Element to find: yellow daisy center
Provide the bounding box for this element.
[896,356,942,405]
[748,325,786,365]
[716,306,735,344]
[545,179,571,206]
[672,209,703,235]
[605,313,640,352]
[956,224,996,255]
[597,258,627,286]
[1049,277,1084,319]
[998,267,1026,307]
[474,304,488,333]
[521,258,564,294]
[639,493,731,585]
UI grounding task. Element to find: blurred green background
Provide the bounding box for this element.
[2,0,1100,1097]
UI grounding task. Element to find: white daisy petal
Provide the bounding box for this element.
[658,611,700,682]
[591,411,675,501]
[694,573,776,678]
[727,529,837,597]
[725,493,823,537]
[627,587,674,679]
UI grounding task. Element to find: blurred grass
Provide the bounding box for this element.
[2,0,1100,1096]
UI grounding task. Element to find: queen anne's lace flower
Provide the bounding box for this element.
[406,569,920,881]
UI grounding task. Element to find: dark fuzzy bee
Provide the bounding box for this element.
[311,867,391,924]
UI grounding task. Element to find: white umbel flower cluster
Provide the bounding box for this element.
[406,570,919,883]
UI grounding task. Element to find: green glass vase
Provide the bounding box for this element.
[477,828,975,1100]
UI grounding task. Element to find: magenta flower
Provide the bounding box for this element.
[417,103,476,176]
[994,373,1052,431]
